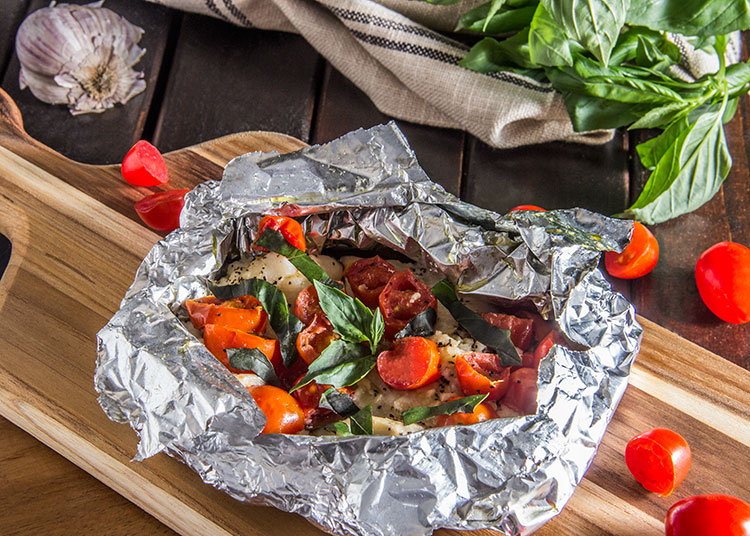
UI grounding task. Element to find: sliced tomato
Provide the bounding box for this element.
[605,221,659,279]
[481,312,534,350]
[501,368,538,415]
[292,380,353,428]
[294,284,322,325]
[203,324,281,374]
[247,384,305,434]
[344,256,397,308]
[625,428,691,496]
[376,337,440,390]
[379,270,437,338]
[134,189,189,232]
[509,205,546,212]
[185,295,267,333]
[254,215,306,251]
[666,494,750,536]
[121,140,169,187]
[296,312,339,365]
[455,353,511,401]
[436,398,496,426]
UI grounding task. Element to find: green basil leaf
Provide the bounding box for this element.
[629,102,689,130]
[723,97,739,124]
[460,33,538,72]
[402,394,489,426]
[528,3,582,67]
[290,340,374,392]
[431,280,521,366]
[458,1,537,34]
[626,0,750,38]
[552,81,650,131]
[313,280,373,345]
[635,116,689,170]
[226,348,280,387]
[369,308,385,350]
[323,421,353,436]
[726,62,750,98]
[394,307,437,339]
[319,387,360,418]
[255,227,343,290]
[350,405,373,435]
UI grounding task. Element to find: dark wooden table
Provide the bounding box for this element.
[1,1,748,535]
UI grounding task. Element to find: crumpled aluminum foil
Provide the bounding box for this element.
[95,123,642,536]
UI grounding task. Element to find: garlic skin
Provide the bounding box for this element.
[16,2,147,115]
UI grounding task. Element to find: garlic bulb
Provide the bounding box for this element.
[15,1,147,115]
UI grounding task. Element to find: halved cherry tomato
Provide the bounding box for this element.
[625,428,691,496]
[665,494,750,536]
[254,215,306,251]
[695,241,750,324]
[344,256,397,308]
[501,368,538,415]
[295,284,322,325]
[134,189,189,232]
[481,313,534,351]
[605,221,659,279]
[296,312,339,364]
[185,295,267,333]
[376,337,440,390]
[436,397,496,426]
[292,380,353,428]
[509,205,546,212]
[379,270,437,338]
[523,330,565,369]
[455,353,511,401]
[247,385,305,434]
[121,140,169,187]
[203,324,281,373]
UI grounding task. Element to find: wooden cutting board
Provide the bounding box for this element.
[0,88,748,536]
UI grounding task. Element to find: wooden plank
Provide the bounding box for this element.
[0,0,173,164]
[0,0,29,78]
[312,64,464,196]
[153,15,322,153]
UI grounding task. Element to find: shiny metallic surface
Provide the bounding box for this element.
[95,123,642,536]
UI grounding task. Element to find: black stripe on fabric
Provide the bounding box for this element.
[222,0,253,27]
[349,30,554,94]
[204,0,231,22]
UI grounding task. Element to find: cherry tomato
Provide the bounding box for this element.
[605,221,659,279]
[134,189,189,232]
[436,398,496,426]
[121,140,169,187]
[343,256,397,308]
[247,385,305,434]
[666,494,750,536]
[294,284,322,325]
[203,324,281,374]
[501,368,538,415]
[292,380,353,428]
[376,337,441,390]
[625,428,691,496]
[379,270,437,338]
[255,215,306,251]
[455,353,511,401]
[296,312,339,364]
[695,241,750,324]
[509,205,546,212]
[481,313,534,351]
[522,330,566,369]
[185,295,267,333]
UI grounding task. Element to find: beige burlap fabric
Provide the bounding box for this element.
[143,0,739,149]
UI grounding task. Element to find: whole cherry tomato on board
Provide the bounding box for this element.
[509,205,546,212]
[121,140,169,187]
[379,270,437,338]
[605,221,659,279]
[625,428,691,496]
[185,295,267,333]
[665,494,750,536]
[376,337,441,390]
[247,385,305,434]
[436,398,496,426]
[455,353,511,401]
[695,241,750,324]
[134,189,189,232]
[344,256,397,308]
[255,215,306,251]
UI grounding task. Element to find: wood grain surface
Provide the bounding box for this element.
[0,88,748,536]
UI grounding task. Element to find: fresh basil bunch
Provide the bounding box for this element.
[429,0,750,224]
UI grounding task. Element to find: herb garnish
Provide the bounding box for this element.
[402,394,489,426]
[226,348,280,387]
[313,280,384,350]
[394,307,437,339]
[290,340,375,392]
[323,405,373,436]
[319,387,360,418]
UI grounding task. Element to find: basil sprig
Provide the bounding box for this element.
[209,278,304,368]
[290,340,375,392]
[227,348,280,387]
[319,387,360,418]
[431,280,521,366]
[323,405,373,436]
[314,280,384,349]
[402,395,489,426]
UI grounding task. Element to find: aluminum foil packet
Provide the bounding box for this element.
[95,123,642,536]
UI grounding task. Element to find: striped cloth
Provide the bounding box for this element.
[143,0,739,149]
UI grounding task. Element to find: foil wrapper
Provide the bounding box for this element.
[95,123,642,536]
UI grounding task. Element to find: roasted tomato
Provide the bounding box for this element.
[296,312,339,364]
[203,324,281,373]
[625,428,691,496]
[481,313,534,350]
[254,215,306,251]
[605,221,659,279]
[294,284,323,325]
[455,353,511,401]
[185,295,267,333]
[292,380,353,428]
[379,270,437,338]
[502,368,538,415]
[247,385,305,434]
[376,337,440,390]
[134,189,189,232]
[666,494,750,536]
[509,205,546,212]
[344,256,397,308]
[121,140,169,187]
[436,398,496,426]
[695,241,750,324]
[522,330,565,369]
